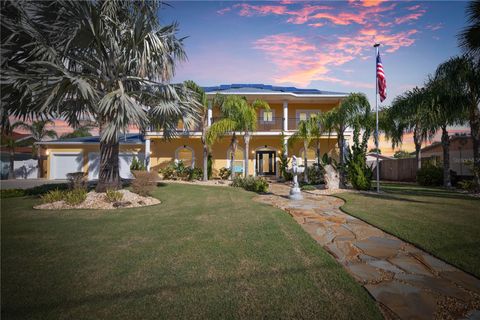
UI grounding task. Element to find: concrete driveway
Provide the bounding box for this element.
[0,179,68,190]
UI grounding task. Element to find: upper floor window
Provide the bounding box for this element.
[261,110,274,123]
[297,110,321,122]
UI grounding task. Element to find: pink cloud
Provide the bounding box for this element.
[407,5,421,11]
[394,12,425,25]
[216,7,231,15]
[233,3,288,17]
[285,5,333,24]
[426,23,443,31]
[348,0,389,7]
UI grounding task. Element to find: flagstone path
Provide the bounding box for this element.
[254,183,480,320]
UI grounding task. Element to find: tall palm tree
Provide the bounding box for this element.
[184,80,210,181]
[288,119,314,183]
[426,64,467,187]
[18,120,58,178]
[1,0,199,191]
[383,87,435,170]
[436,56,480,188]
[459,0,480,62]
[323,93,370,187]
[206,95,268,179]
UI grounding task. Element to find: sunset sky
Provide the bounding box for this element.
[163,0,468,108]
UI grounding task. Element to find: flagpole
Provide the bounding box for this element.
[374,43,380,193]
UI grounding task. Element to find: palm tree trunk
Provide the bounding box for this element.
[303,139,309,183]
[469,106,480,188]
[202,142,208,181]
[316,138,321,167]
[37,147,43,179]
[244,133,250,178]
[96,139,121,192]
[230,134,237,180]
[338,130,346,188]
[8,148,15,179]
[441,126,451,188]
[413,130,422,170]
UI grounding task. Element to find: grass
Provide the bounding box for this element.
[337,183,480,278]
[1,184,381,320]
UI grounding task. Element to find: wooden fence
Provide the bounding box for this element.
[379,158,417,182]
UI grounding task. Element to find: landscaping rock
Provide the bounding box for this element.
[323,164,340,190]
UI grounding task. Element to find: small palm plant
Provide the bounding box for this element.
[288,119,315,183]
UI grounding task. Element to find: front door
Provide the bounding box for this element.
[256,151,276,176]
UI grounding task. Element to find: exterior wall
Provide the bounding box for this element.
[150,135,339,178]
[422,138,473,176]
[44,144,144,179]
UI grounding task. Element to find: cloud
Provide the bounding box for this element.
[349,0,390,7]
[216,7,231,15]
[394,11,425,25]
[233,3,288,17]
[426,23,443,31]
[407,5,421,11]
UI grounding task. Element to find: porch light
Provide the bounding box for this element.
[251,150,255,154]
[45,150,49,155]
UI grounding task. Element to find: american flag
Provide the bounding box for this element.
[376,51,387,102]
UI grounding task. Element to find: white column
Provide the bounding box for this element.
[145,138,151,172]
[207,100,213,127]
[283,101,288,131]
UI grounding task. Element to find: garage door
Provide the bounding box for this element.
[88,152,143,180]
[50,152,83,179]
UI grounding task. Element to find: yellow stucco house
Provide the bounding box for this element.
[38,84,350,180]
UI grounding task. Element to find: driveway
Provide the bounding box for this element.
[0,179,68,190]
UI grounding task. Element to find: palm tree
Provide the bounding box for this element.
[383,87,435,170]
[426,63,467,187]
[288,119,314,183]
[309,114,325,167]
[1,1,199,191]
[206,95,268,179]
[0,119,27,179]
[60,124,94,139]
[18,120,58,178]
[323,93,370,187]
[184,80,210,181]
[436,56,480,188]
[459,0,480,61]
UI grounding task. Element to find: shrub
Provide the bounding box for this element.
[417,163,443,186]
[26,183,69,195]
[305,164,324,185]
[130,156,146,171]
[160,164,176,180]
[219,167,231,180]
[188,167,203,181]
[66,172,87,190]
[132,170,158,196]
[232,176,269,193]
[348,161,372,191]
[159,161,202,181]
[64,188,87,205]
[104,189,123,202]
[301,184,316,191]
[40,189,65,204]
[458,179,477,192]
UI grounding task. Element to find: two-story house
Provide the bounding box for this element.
[38,84,349,180]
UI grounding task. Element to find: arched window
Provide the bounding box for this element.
[298,148,317,167]
[175,146,194,168]
[227,147,245,174]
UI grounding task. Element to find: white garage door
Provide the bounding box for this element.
[88,152,143,180]
[50,152,83,180]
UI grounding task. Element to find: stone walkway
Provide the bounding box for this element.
[254,183,480,320]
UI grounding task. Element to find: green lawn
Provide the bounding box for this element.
[1,184,381,320]
[337,183,480,278]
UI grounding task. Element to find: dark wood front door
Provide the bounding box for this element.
[256,151,276,176]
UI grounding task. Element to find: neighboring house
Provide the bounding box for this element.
[421,135,474,177]
[0,132,38,179]
[38,84,350,180]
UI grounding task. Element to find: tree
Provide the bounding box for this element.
[309,114,325,167]
[426,62,468,187]
[17,120,57,178]
[382,87,435,170]
[206,95,268,179]
[60,124,93,139]
[1,1,199,191]
[393,150,412,159]
[436,56,480,188]
[184,80,209,181]
[459,0,480,62]
[0,119,27,179]
[288,119,315,183]
[368,148,381,154]
[323,93,370,187]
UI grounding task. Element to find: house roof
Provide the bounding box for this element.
[36,133,144,145]
[203,84,348,97]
